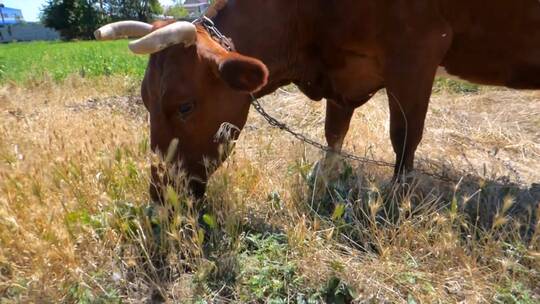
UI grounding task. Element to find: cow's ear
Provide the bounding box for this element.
[218,54,269,93]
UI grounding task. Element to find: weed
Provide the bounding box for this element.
[237,234,317,302]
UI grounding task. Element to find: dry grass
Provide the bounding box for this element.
[0,76,538,303]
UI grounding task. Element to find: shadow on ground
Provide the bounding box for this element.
[308,158,539,247]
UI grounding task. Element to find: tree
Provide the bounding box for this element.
[164,3,188,19]
[41,0,164,40]
[102,0,163,21]
[41,0,103,40]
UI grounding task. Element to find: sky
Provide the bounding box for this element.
[1,0,177,22]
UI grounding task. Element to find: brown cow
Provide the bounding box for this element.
[95,0,540,199]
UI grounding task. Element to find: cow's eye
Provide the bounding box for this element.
[178,102,194,117]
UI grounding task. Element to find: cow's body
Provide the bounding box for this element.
[207,0,540,177]
[216,0,540,96]
[102,0,540,198]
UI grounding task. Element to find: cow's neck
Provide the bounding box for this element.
[212,0,323,98]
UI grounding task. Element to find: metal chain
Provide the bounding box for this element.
[193,16,235,51]
[250,94,526,185]
[249,94,462,183]
[250,94,397,168]
[457,138,524,185]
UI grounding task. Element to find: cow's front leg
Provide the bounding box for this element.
[386,81,432,179]
[325,99,355,155]
[322,95,378,170]
[384,38,451,179]
[309,99,356,204]
[311,100,355,190]
[382,40,449,223]
[317,96,380,184]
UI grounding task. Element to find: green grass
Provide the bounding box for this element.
[434,77,481,94]
[0,40,147,83]
[0,41,482,96]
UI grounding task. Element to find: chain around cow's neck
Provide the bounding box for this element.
[193,16,235,52]
[249,94,404,169]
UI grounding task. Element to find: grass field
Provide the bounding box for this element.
[0,41,539,303]
[0,40,146,83]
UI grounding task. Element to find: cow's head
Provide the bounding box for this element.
[95,21,268,199]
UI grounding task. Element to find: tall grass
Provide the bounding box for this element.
[0,42,538,302]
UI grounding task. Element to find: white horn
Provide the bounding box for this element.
[128,22,197,55]
[94,21,153,40]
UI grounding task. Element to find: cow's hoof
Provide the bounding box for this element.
[391,170,420,185]
[307,156,346,196]
[307,156,356,219]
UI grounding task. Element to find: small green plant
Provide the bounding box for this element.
[237,234,317,302]
[494,281,536,304]
[434,77,480,94]
[321,276,356,304]
[66,282,121,304]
